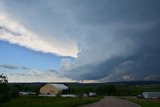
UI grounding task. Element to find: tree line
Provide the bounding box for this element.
[1,73,160,103]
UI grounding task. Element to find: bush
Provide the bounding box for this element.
[0,83,11,102]
[96,84,117,95]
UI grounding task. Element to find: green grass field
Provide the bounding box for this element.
[126,98,160,107]
[0,96,101,107]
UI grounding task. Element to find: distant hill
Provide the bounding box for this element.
[9,81,160,87]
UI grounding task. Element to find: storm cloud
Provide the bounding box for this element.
[57,0,160,82]
[1,0,160,82]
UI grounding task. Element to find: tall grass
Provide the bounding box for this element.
[0,96,100,107]
[126,98,160,107]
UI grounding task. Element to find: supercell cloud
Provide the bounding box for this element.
[0,0,160,82]
[56,0,160,82]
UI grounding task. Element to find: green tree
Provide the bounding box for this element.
[105,84,117,95]
[96,84,117,95]
[0,74,10,102]
[0,73,8,83]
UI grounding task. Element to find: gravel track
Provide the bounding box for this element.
[81,96,141,107]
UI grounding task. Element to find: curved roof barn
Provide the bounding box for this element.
[40,83,68,95]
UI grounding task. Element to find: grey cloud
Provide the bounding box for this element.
[48,69,60,75]
[64,57,124,80]
[100,53,160,82]
[66,51,160,82]
[0,26,21,36]
[9,73,26,76]
[52,0,160,25]
[1,0,160,82]
[0,64,19,69]
[21,67,28,70]
[48,69,57,72]
[0,64,29,70]
[55,0,160,82]
[64,21,160,81]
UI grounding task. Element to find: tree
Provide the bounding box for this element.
[96,84,117,95]
[105,84,117,95]
[0,73,8,83]
[0,73,10,102]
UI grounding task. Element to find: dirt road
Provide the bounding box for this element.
[82,96,141,107]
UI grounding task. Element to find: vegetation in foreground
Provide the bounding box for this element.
[0,96,101,107]
[8,82,160,97]
[1,74,160,107]
[126,98,160,107]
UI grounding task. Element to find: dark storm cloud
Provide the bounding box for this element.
[69,24,160,81]
[100,53,160,82]
[60,0,160,81]
[66,50,160,81]
[1,0,160,82]
[65,57,124,80]
[59,0,160,25]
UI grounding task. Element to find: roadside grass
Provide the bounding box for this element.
[126,98,160,107]
[0,96,101,107]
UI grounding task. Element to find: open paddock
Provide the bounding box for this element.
[0,96,101,107]
[126,98,160,107]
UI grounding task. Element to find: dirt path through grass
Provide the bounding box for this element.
[81,96,141,107]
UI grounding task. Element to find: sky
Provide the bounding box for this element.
[0,0,160,83]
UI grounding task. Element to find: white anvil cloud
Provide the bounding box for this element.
[0,12,78,58]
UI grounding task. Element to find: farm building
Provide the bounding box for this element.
[39,84,68,95]
[142,92,160,99]
[89,92,96,97]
